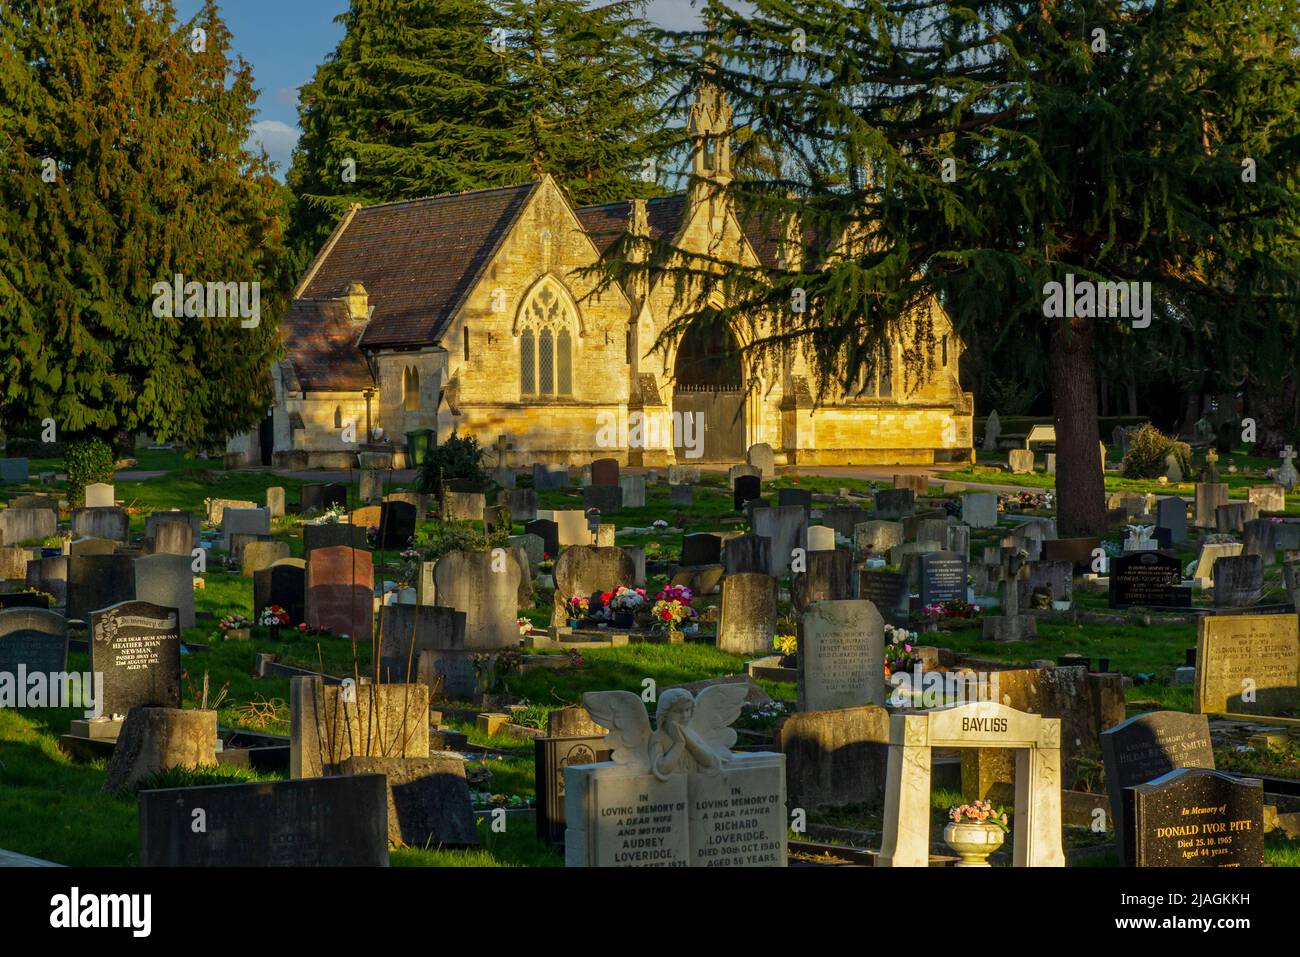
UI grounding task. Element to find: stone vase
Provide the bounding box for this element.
[943,821,1005,867]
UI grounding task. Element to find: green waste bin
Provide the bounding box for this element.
[405,429,434,468]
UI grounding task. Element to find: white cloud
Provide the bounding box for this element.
[245,119,300,172]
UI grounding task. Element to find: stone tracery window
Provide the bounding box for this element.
[517,277,576,398]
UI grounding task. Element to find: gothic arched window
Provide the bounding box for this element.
[516,277,577,398]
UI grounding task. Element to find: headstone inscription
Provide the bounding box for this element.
[89,600,182,718]
[1108,551,1187,609]
[797,599,885,712]
[1123,769,1263,867]
[918,551,968,606]
[1195,613,1300,719]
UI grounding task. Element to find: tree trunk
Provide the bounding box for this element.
[1050,317,1107,536]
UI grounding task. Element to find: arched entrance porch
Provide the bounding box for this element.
[671,315,747,462]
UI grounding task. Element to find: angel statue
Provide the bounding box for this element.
[583,684,748,782]
[1124,524,1154,549]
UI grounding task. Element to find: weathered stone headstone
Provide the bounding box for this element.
[618,474,646,508]
[84,483,114,508]
[1195,613,1300,717]
[306,546,374,641]
[443,490,485,523]
[149,519,196,557]
[1008,449,1035,473]
[1193,483,1229,528]
[103,707,217,794]
[139,774,390,866]
[791,549,856,613]
[1155,497,1187,545]
[0,608,67,678]
[379,603,468,687]
[776,705,890,810]
[669,483,694,506]
[0,505,57,547]
[806,525,836,551]
[1101,711,1214,864]
[1211,554,1264,607]
[89,600,182,717]
[854,520,904,559]
[1215,501,1258,534]
[819,506,869,540]
[962,492,998,528]
[551,546,635,627]
[1242,519,1278,565]
[507,488,539,523]
[1192,541,1243,586]
[752,505,807,578]
[71,507,128,543]
[341,755,478,848]
[717,573,778,656]
[873,488,915,520]
[290,675,429,778]
[241,539,290,578]
[981,410,1001,451]
[68,554,136,623]
[25,555,68,606]
[1247,484,1286,513]
[747,443,775,479]
[266,486,286,518]
[133,553,196,629]
[532,463,570,490]
[220,508,271,552]
[1124,769,1263,867]
[432,549,523,649]
[722,534,771,576]
[797,599,885,712]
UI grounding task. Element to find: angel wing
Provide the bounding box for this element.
[583,690,653,769]
[687,684,748,762]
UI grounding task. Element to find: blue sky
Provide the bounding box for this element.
[174,0,704,176]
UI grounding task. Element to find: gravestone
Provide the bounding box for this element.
[791,549,855,614]
[1247,485,1286,513]
[84,483,114,507]
[133,553,196,629]
[856,570,909,626]
[433,549,523,649]
[551,546,635,628]
[962,492,998,528]
[728,463,760,484]
[379,604,468,685]
[0,608,67,678]
[747,443,775,479]
[206,497,257,525]
[807,525,836,552]
[303,522,369,557]
[854,520,904,558]
[1278,445,1299,489]
[508,488,539,523]
[722,535,771,576]
[103,707,218,795]
[591,458,619,486]
[1193,483,1229,528]
[918,551,968,606]
[0,591,49,610]
[536,735,612,845]
[566,686,786,867]
[89,600,182,718]
[385,491,430,516]
[349,505,383,530]
[1216,501,1258,534]
[341,756,478,848]
[0,506,57,546]
[1008,449,1035,473]
[377,501,417,550]
[873,488,915,520]
[1195,613,1300,718]
[220,508,271,551]
[981,410,1001,451]
[1017,560,1073,609]
[509,533,546,571]
[1124,769,1263,867]
[359,470,386,503]
[891,474,927,500]
[525,519,560,557]
[68,554,136,623]
[532,464,570,490]
[290,676,429,778]
[253,559,306,626]
[1192,541,1243,586]
[733,474,762,511]
[948,524,971,562]
[1108,551,1186,609]
[776,705,891,810]
[1042,537,1101,573]
[1155,497,1188,545]
[266,486,286,518]
[669,484,694,506]
[1242,519,1278,564]
[71,507,128,543]
[138,775,389,866]
[797,599,885,712]
[778,488,813,516]
[0,546,29,581]
[680,532,722,567]
[618,474,646,508]
[0,458,30,484]
[242,539,290,577]
[752,505,807,578]
[554,510,591,547]
[1101,711,1214,864]
[25,555,68,606]
[306,546,374,641]
[820,506,869,540]
[716,573,778,656]
[147,514,197,556]
[443,490,485,523]
[582,484,623,515]
[1212,555,1264,607]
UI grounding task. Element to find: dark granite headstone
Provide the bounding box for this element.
[377,501,418,551]
[1212,554,1264,607]
[321,484,349,511]
[820,506,870,540]
[139,774,390,866]
[590,458,620,487]
[1042,537,1102,573]
[873,488,915,520]
[777,488,813,516]
[0,591,50,609]
[524,519,559,558]
[303,522,369,557]
[378,603,467,681]
[680,532,723,567]
[856,570,910,626]
[1101,711,1214,865]
[89,600,182,717]
[722,534,771,576]
[918,551,968,606]
[1156,497,1188,545]
[25,555,68,606]
[535,735,611,844]
[1123,768,1263,867]
[582,484,623,516]
[254,559,306,627]
[68,554,136,623]
[733,474,762,511]
[0,608,67,677]
[791,549,855,613]
[1109,551,1187,608]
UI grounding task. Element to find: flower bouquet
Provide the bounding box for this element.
[883,624,917,680]
[773,633,798,667]
[567,594,589,627]
[944,799,1010,867]
[215,614,254,642]
[258,605,291,641]
[608,585,648,628]
[651,585,696,643]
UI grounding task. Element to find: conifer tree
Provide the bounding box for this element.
[634,0,1300,534]
[0,0,289,464]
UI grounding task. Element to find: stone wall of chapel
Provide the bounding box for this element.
[374,350,445,444]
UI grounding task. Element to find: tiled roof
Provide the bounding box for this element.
[299,183,538,349]
[279,298,375,392]
[575,194,690,256]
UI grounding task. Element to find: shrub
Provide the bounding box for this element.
[65,436,115,507]
[416,434,486,499]
[1120,423,1191,479]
